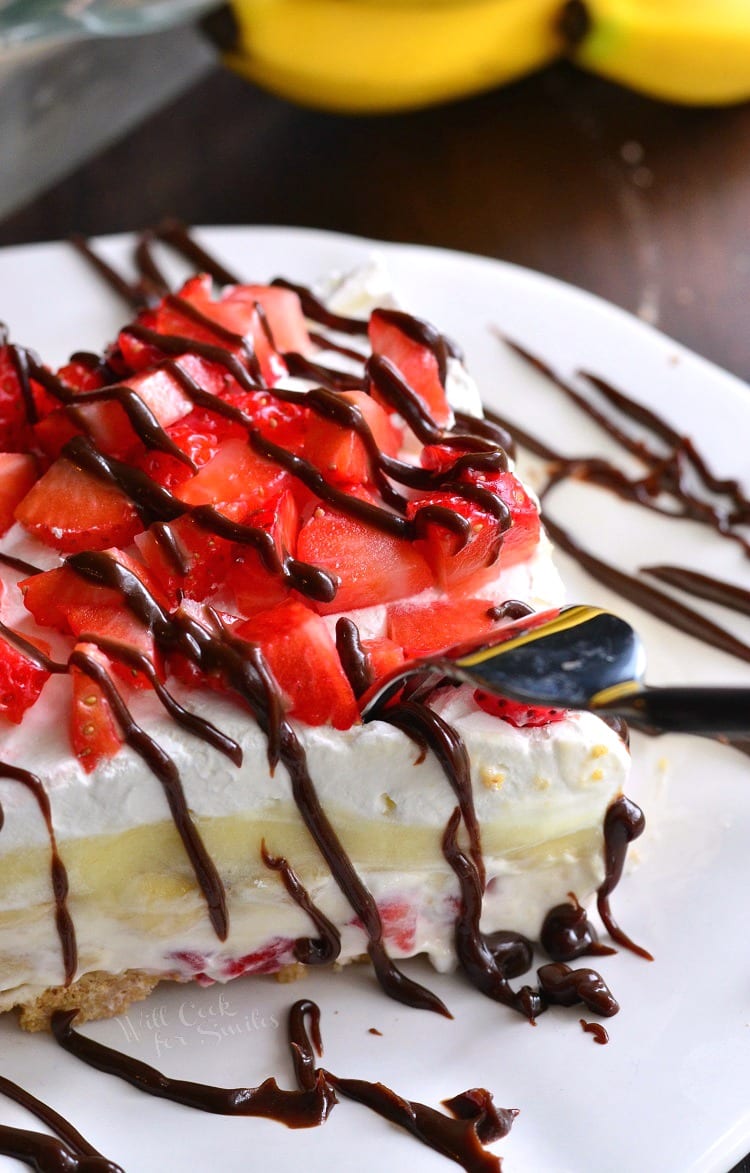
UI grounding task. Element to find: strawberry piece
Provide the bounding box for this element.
[0,453,37,535]
[219,285,313,356]
[387,598,497,657]
[137,511,241,605]
[14,457,141,553]
[474,689,566,728]
[69,643,123,771]
[407,493,505,591]
[145,275,288,386]
[235,599,358,729]
[368,309,452,427]
[0,631,50,723]
[296,505,432,614]
[174,437,291,511]
[302,391,402,485]
[227,489,299,615]
[0,347,32,451]
[32,410,82,461]
[361,635,405,683]
[460,468,540,568]
[135,408,227,491]
[21,551,168,633]
[65,604,162,690]
[70,365,194,461]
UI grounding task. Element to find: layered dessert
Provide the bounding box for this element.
[0,256,631,1030]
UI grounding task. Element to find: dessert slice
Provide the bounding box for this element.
[0,264,632,1029]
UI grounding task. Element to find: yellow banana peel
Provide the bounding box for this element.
[217,0,750,113]
[563,0,750,106]
[221,0,564,113]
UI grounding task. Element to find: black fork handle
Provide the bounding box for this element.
[596,686,750,736]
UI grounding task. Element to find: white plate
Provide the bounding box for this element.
[0,227,749,1173]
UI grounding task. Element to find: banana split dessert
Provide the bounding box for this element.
[0,249,635,1032]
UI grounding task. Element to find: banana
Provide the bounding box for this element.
[220,0,564,114]
[561,0,750,105]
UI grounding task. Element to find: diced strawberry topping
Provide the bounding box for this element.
[361,636,405,683]
[137,511,241,605]
[301,390,402,485]
[226,489,299,614]
[235,599,358,730]
[474,689,566,728]
[64,605,161,690]
[0,453,37,535]
[0,347,33,451]
[460,468,540,568]
[69,643,123,771]
[219,284,313,356]
[0,631,50,723]
[174,437,291,511]
[14,457,141,553]
[297,505,432,614]
[368,309,452,427]
[407,493,505,591]
[20,551,168,633]
[387,598,497,657]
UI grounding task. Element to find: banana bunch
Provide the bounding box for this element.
[214,0,750,113]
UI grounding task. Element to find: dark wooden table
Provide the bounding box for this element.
[2,59,749,1173]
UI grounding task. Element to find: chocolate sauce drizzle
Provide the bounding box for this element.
[537,962,619,1017]
[51,999,513,1172]
[0,763,77,985]
[0,1073,122,1171]
[597,798,652,961]
[498,338,750,668]
[540,894,616,962]
[579,1018,609,1045]
[261,841,341,966]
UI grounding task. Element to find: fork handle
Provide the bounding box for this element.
[597,686,750,736]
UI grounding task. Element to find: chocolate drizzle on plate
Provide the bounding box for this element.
[51,999,514,1172]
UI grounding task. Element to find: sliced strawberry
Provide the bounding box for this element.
[387,598,497,657]
[474,689,566,728]
[368,309,452,427]
[460,468,540,568]
[219,285,313,356]
[227,489,299,615]
[14,457,141,553]
[21,550,168,633]
[135,408,227,491]
[361,635,405,683]
[65,605,161,690]
[235,599,358,729]
[137,511,241,605]
[174,437,291,512]
[297,505,432,614]
[301,391,402,485]
[0,347,32,451]
[32,409,82,461]
[0,453,37,535]
[69,643,123,771]
[146,275,288,386]
[66,364,194,462]
[0,631,50,723]
[407,493,505,591]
